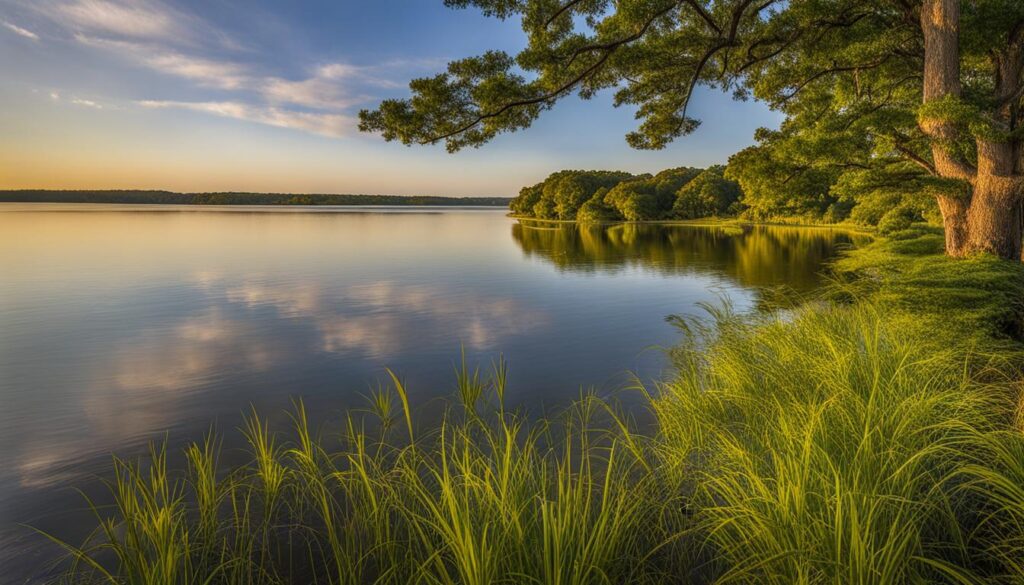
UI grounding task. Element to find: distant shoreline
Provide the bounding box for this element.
[0,190,511,207]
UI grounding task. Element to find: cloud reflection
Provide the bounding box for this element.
[199,275,549,360]
[109,309,279,392]
[223,281,323,317]
[14,274,547,489]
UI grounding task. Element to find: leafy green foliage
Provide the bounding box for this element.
[604,167,702,220]
[724,123,945,226]
[512,170,635,219]
[359,0,1021,160]
[550,170,635,220]
[671,165,740,219]
[511,166,742,222]
[876,206,917,235]
[725,127,845,221]
[574,187,618,222]
[835,169,945,227]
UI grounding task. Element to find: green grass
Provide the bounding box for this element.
[42,227,1024,584]
[832,225,1024,341]
[655,301,1014,583]
[44,382,681,584]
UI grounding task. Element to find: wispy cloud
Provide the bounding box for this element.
[138,100,353,137]
[261,64,376,110]
[59,0,175,38]
[74,34,248,89]
[3,20,39,40]
[18,0,443,139]
[150,52,249,89]
[91,41,385,136]
[70,97,103,108]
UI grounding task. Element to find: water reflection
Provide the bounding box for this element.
[512,222,867,291]
[195,275,550,359]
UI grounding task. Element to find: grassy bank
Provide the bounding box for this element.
[45,228,1024,584]
[510,214,874,233]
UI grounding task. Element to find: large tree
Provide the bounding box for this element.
[359,0,1024,260]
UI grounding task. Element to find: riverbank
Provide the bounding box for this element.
[511,213,877,235]
[43,226,1024,584]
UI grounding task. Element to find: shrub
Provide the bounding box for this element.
[671,166,740,219]
[877,206,917,234]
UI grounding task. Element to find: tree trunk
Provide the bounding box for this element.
[920,0,1023,260]
[937,194,968,256]
[944,176,1024,259]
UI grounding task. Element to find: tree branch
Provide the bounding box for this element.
[421,2,682,145]
[681,0,721,35]
[544,0,586,28]
[779,57,890,103]
[895,143,937,175]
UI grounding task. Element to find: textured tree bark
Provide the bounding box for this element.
[937,194,968,256]
[920,0,1024,260]
[964,174,1023,259]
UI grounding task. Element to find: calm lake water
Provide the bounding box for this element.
[0,204,861,581]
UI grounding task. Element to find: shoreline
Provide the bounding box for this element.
[509,214,877,235]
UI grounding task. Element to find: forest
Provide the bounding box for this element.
[510,166,739,221]
[510,157,935,230]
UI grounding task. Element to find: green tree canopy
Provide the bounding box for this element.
[673,165,741,219]
[512,170,636,219]
[604,167,701,220]
[510,166,739,221]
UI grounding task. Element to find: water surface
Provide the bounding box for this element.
[0,205,860,581]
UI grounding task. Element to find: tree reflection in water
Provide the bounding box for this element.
[512,221,869,293]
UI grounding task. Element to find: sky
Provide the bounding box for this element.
[0,0,783,196]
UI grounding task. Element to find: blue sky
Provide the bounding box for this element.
[0,0,782,195]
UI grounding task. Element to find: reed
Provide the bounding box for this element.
[650,301,1012,583]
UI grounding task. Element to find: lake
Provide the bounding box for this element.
[0,204,861,581]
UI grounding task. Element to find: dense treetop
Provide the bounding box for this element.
[511,162,929,228]
[511,166,741,221]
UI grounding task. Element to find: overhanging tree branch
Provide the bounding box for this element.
[420,2,682,145]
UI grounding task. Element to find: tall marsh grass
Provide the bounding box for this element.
[44,288,1024,583]
[653,302,1017,583]
[45,370,681,584]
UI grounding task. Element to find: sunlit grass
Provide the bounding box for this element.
[653,301,1015,583]
[44,367,681,584]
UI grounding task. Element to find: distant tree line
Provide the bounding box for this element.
[0,190,512,207]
